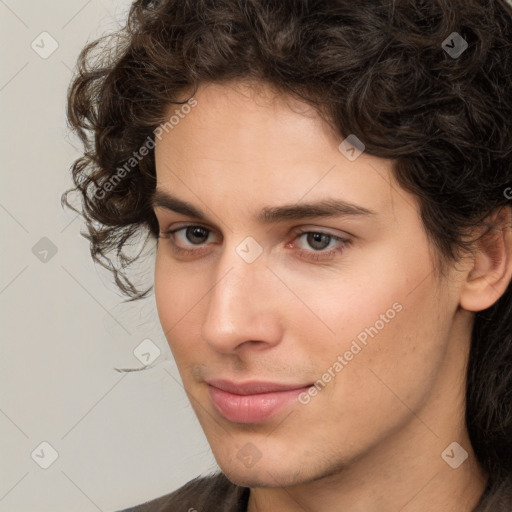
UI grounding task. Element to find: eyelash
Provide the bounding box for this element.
[158,225,352,262]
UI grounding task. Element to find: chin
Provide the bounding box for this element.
[216,450,333,489]
[221,465,301,489]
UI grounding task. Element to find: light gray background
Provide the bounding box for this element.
[0,2,214,511]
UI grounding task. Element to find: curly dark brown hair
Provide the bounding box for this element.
[62,0,512,509]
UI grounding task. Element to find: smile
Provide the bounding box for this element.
[206,379,313,423]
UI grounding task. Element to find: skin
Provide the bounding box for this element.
[152,80,512,512]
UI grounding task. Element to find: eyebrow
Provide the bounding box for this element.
[150,189,377,223]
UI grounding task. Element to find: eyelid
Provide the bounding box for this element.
[158,224,352,243]
[289,224,352,238]
[158,224,217,243]
[159,222,351,239]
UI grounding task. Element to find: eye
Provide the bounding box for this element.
[173,226,211,245]
[298,232,335,251]
[158,225,351,262]
[158,225,217,257]
[289,230,351,261]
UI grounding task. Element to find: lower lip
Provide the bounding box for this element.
[207,385,311,424]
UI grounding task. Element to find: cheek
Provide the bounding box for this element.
[278,249,426,359]
[304,268,450,433]
[329,294,448,448]
[154,250,212,361]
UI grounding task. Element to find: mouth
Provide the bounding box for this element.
[206,379,313,424]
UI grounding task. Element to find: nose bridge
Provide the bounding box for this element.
[201,239,281,350]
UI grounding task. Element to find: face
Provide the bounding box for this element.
[153,81,465,488]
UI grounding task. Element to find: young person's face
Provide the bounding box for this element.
[153,81,471,488]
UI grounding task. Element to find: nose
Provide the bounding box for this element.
[200,242,284,354]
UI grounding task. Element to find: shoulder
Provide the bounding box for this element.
[113,471,250,512]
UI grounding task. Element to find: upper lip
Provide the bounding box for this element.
[206,379,312,395]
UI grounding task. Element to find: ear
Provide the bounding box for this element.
[460,206,512,312]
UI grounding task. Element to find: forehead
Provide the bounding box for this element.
[153,81,412,224]
[157,81,331,162]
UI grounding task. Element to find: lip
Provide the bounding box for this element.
[206,379,312,424]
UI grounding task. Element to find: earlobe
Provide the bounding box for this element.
[460,206,512,312]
